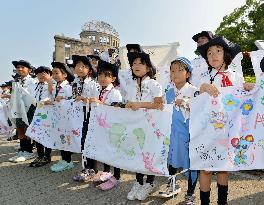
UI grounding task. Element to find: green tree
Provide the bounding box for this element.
[215,0,264,76]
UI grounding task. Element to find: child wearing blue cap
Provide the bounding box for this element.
[159,57,198,205]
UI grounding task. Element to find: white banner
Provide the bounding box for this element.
[26,100,84,153]
[0,100,11,135]
[83,104,173,176]
[189,78,264,171]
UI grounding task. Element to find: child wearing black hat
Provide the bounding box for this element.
[70,55,100,182]
[8,60,36,163]
[28,66,53,167]
[124,52,163,201]
[49,62,75,172]
[197,36,254,205]
[88,60,123,191]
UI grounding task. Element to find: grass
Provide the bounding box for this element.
[244,76,256,83]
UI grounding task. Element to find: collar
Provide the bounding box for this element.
[173,82,191,92]
[57,80,69,88]
[101,83,114,91]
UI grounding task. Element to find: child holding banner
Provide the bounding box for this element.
[48,62,75,172]
[29,66,53,167]
[89,60,123,190]
[197,36,255,205]
[159,57,198,205]
[70,55,100,182]
[8,60,36,162]
[125,52,163,201]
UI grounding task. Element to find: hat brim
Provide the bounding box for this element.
[197,37,241,60]
[12,61,32,69]
[51,62,75,82]
[126,44,142,52]
[192,31,214,42]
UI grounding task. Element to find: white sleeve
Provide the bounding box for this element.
[110,89,123,103]
[151,80,163,98]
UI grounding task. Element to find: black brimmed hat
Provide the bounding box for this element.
[34,66,52,75]
[192,31,214,42]
[87,54,101,61]
[126,44,143,53]
[51,62,75,82]
[97,60,119,78]
[197,36,241,61]
[12,60,32,69]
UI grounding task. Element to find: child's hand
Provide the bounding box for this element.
[44,100,53,105]
[43,72,52,82]
[54,96,64,102]
[126,102,141,111]
[75,96,84,101]
[89,97,101,104]
[82,98,89,103]
[200,83,220,97]
[174,99,184,107]
[154,102,164,110]
[243,83,255,91]
[1,94,11,99]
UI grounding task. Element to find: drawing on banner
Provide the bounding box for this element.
[210,111,228,130]
[83,104,173,176]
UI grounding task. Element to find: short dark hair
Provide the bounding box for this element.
[131,57,155,80]
[98,69,120,86]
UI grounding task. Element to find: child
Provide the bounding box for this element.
[125,52,163,201]
[159,57,198,205]
[48,62,75,172]
[87,54,101,71]
[197,36,254,205]
[29,66,53,167]
[70,55,100,182]
[89,60,123,190]
[8,60,36,163]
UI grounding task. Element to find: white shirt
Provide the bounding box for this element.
[198,67,244,88]
[72,77,100,99]
[98,83,122,105]
[17,75,37,92]
[30,82,51,102]
[124,76,162,102]
[52,80,72,99]
[168,82,198,121]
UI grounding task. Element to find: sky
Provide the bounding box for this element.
[0,0,246,82]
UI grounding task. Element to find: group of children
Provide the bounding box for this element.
[1,30,259,205]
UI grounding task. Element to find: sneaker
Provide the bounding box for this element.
[159,181,181,198]
[51,160,74,172]
[127,181,142,201]
[185,194,195,205]
[29,157,43,167]
[14,151,35,162]
[136,183,154,201]
[34,156,51,167]
[9,151,24,162]
[73,169,90,182]
[93,172,113,186]
[99,176,120,191]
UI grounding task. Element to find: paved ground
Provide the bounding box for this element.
[1,135,264,205]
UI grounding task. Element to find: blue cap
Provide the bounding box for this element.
[174,57,193,72]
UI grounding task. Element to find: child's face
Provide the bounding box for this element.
[74,61,90,78]
[197,36,209,47]
[207,45,225,69]
[170,62,190,85]
[98,72,116,87]
[16,65,30,78]
[132,58,150,77]
[52,68,67,82]
[37,72,50,83]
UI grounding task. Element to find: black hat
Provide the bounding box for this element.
[197,36,241,61]
[192,31,214,43]
[97,61,119,78]
[127,52,156,76]
[0,83,7,87]
[87,54,101,61]
[34,66,52,75]
[72,55,97,78]
[260,57,264,72]
[12,60,32,69]
[4,80,13,87]
[51,62,75,82]
[126,44,143,53]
